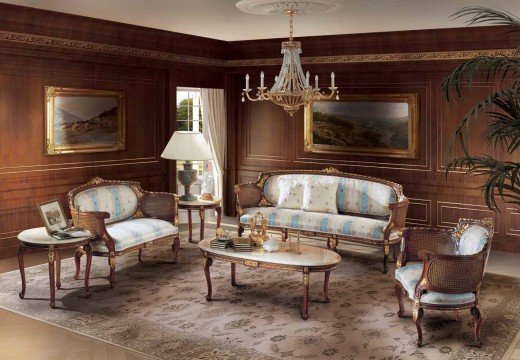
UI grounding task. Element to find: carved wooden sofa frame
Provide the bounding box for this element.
[235,167,409,273]
[68,177,180,288]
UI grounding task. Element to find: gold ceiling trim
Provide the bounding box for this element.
[0,30,517,67]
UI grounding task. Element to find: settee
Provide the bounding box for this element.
[68,177,180,287]
[235,168,409,273]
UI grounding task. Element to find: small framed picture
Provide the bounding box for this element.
[38,200,69,234]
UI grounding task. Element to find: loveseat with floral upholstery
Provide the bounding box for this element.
[68,177,180,288]
[235,168,409,273]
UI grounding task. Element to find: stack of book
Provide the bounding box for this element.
[210,238,232,250]
[232,238,252,252]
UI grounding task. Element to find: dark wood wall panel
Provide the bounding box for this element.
[225,28,520,253]
[0,4,225,260]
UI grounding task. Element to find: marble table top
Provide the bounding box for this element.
[199,239,342,267]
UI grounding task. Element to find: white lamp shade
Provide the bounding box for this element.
[161,131,213,161]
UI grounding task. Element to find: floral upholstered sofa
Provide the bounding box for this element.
[235,168,409,273]
[68,178,180,287]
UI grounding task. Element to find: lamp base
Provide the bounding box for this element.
[180,194,198,202]
[178,161,198,202]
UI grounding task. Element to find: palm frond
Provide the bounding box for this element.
[452,6,520,29]
[482,93,520,153]
[441,56,520,100]
[447,156,520,210]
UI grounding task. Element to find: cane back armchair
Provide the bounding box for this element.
[68,177,180,288]
[394,218,494,347]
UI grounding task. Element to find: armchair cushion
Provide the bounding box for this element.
[395,264,475,305]
[91,218,178,252]
[240,207,398,241]
[458,225,489,255]
[73,185,138,224]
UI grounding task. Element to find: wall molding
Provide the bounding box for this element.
[0,30,517,67]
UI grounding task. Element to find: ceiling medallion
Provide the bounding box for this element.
[236,0,341,116]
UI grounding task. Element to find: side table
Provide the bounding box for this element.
[178,198,222,243]
[17,227,93,309]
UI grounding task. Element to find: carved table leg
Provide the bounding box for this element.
[187,209,193,243]
[138,248,143,262]
[204,257,213,301]
[18,244,26,299]
[302,270,310,320]
[231,262,237,287]
[199,206,205,241]
[216,206,222,229]
[323,271,330,303]
[74,247,85,280]
[55,250,61,290]
[48,245,56,309]
[84,244,92,298]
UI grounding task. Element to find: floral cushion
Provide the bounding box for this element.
[458,225,489,255]
[263,174,396,217]
[91,218,178,252]
[240,207,398,241]
[277,176,304,210]
[73,185,138,224]
[302,175,339,214]
[395,264,475,305]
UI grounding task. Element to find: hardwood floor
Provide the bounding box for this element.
[0,218,519,359]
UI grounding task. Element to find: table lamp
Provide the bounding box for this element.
[161,131,213,201]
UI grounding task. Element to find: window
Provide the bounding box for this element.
[176,88,211,177]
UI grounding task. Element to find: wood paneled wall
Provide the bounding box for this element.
[224,27,520,253]
[0,3,225,259]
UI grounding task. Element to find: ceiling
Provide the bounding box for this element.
[2,0,520,41]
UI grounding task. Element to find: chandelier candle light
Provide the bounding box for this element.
[239,3,339,116]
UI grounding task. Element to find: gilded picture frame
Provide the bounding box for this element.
[45,87,126,154]
[304,94,419,158]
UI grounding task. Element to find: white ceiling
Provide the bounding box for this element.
[2,0,520,41]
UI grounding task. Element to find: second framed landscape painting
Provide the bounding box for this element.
[304,94,419,158]
[45,87,126,155]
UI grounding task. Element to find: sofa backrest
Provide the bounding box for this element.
[262,171,399,217]
[71,183,138,224]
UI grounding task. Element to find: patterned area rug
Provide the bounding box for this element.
[0,232,519,360]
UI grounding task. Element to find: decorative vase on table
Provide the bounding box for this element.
[200,162,215,201]
[161,131,213,201]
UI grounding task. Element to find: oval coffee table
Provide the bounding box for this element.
[198,239,342,320]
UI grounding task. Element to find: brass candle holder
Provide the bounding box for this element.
[248,212,269,247]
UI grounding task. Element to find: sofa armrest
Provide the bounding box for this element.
[70,208,109,238]
[388,197,409,229]
[234,183,264,215]
[140,192,178,226]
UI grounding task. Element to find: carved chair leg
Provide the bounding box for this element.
[413,300,424,347]
[330,235,338,252]
[382,244,390,274]
[108,251,116,288]
[172,236,180,263]
[74,247,85,280]
[327,237,331,250]
[471,306,483,347]
[282,228,288,242]
[395,283,405,318]
[392,244,399,262]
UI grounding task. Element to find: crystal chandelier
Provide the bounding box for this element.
[241,8,339,116]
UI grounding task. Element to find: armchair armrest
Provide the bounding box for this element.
[398,227,457,267]
[140,191,178,226]
[414,249,487,297]
[70,208,109,237]
[234,183,264,215]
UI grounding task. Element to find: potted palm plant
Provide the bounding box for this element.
[443,6,520,210]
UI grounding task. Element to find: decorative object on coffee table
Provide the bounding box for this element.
[161,131,213,201]
[37,199,69,234]
[395,218,494,347]
[199,238,341,320]
[200,163,215,201]
[178,198,222,243]
[17,227,93,308]
[248,211,269,247]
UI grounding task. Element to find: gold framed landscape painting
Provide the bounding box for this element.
[45,87,125,154]
[304,94,419,158]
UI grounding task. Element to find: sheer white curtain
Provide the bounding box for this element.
[201,88,226,204]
